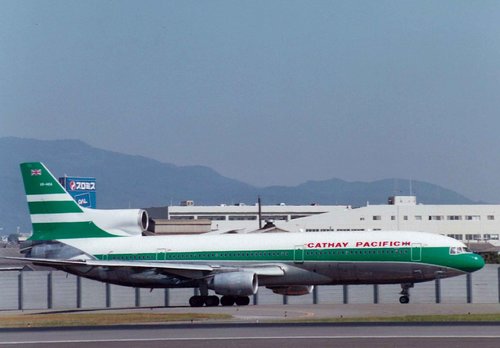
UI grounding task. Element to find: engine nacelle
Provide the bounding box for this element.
[267,285,314,296]
[211,272,258,296]
[84,208,149,236]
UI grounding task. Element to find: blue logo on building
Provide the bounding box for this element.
[59,176,96,208]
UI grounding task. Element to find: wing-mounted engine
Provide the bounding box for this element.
[267,285,314,296]
[84,208,149,237]
[210,272,258,296]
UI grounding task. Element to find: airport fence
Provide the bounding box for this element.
[0,265,498,310]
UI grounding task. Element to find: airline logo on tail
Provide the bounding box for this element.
[21,162,119,241]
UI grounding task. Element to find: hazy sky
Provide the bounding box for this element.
[2,1,500,202]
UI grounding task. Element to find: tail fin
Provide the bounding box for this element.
[21,163,148,240]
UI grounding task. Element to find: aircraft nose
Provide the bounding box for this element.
[465,254,485,272]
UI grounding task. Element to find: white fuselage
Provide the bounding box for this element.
[56,230,472,288]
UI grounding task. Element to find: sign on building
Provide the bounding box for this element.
[58,176,96,208]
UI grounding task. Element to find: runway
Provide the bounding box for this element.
[1,322,500,348]
[1,304,499,347]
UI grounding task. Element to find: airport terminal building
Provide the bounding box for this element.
[166,196,500,248]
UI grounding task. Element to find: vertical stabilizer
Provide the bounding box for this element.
[20,163,123,240]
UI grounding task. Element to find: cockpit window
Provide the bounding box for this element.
[450,246,472,255]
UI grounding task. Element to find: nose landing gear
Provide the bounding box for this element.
[399,283,414,304]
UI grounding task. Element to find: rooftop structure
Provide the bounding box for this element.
[165,196,500,246]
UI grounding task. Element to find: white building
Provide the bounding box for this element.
[166,196,500,246]
[167,203,347,232]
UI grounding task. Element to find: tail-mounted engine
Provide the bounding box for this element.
[85,208,149,236]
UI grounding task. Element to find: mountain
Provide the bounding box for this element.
[0,137,477,234]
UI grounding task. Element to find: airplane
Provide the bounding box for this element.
[7,162,485,307]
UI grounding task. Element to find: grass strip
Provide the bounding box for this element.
[286,313,500,323]
[0,312,232,328]
[1,312,498,328]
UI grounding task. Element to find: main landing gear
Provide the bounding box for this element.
[399,283,414,304]
[189,284,251,307]
[188,295,250,307]
[189,295,219,307]
[221,295,250,306]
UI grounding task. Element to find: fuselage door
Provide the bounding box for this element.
[411,243,422,262]
[156,248,167,261]
[294,246,304,264]
[102,251,112,261]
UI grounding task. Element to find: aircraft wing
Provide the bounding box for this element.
[1,256,285,279]
[0,266,25,271]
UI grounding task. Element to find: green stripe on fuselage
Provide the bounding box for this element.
[28,201,83,214]
[93,246,478,273]
[95,248,411,263]
[422,246,484,272]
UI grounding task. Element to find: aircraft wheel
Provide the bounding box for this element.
[189,296,204,307]
[235,296,250,306]
[205,296,220,307]
[220,295,235,306]
[399,295,410,304]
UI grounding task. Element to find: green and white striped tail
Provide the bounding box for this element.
[21,162,118,240]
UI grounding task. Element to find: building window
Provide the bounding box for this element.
[429,215,443,221]
[229,215,257,221]
[487,215,495,220]
[170,216,194,220]
[373,216,381,221]
[403,216,408,220]
[465,215,481,221]
[199,215,226,221]
[465,234,481,241]
[447,234,463,240]
[483,234,499,240]
[391,216,396,221]
[262,215,288,221]
[447,215,462,221]
[415,216,422,221]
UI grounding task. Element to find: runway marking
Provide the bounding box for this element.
[2,335,500,345]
